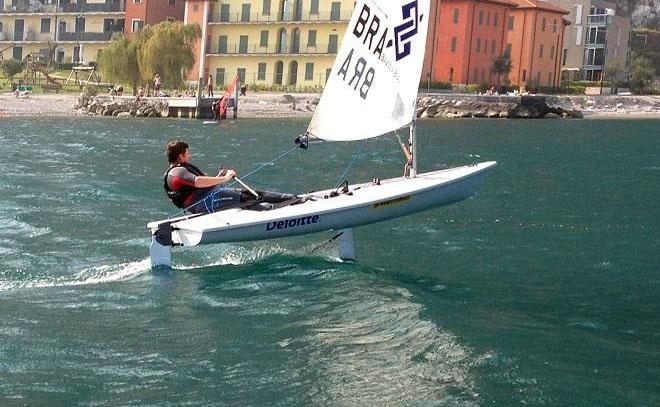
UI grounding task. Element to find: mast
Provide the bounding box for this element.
[409,119,417,178]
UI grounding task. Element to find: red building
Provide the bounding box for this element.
[423,0,569,89]
[506,0,570,88]
[125,0,186,38]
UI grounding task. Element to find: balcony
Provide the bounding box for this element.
[587,14,613,27]
[207,43,338,55]
[22,31,55,42]
[1,2,58,13]
[208,10,352,24]
[57,31,114,42]
[59,3,125,13]
[1,1,124,14]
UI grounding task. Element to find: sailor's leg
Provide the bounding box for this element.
[256,190,295,203]
[337,228,356,262]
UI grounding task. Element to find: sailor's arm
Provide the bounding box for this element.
[193,170,236,188]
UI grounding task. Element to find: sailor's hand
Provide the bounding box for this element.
[218,168,227,177]
[224,169,236,179]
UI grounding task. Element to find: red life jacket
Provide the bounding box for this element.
[163,162,205,208]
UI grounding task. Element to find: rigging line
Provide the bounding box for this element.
[334,139,369,189]
[228,144,300,186]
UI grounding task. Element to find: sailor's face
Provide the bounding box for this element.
[180,149,191,163]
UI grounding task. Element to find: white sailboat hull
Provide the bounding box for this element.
[148,161,496,247]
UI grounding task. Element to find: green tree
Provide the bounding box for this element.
[98,22,200,94]
[137,22,201,91]
[630,55,656,94]
[1,59,24,87]
[490,51,512,88]
[97,32,141,94]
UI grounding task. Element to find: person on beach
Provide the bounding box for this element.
[164,140,298,214]
[154,73,162,96]
[207,75,214,98]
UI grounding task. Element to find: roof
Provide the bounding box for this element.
[507,0,570,14]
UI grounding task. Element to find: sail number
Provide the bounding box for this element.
[338,49,375,100]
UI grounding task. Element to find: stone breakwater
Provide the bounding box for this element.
[416,95,584,119]
[76,96,169,118]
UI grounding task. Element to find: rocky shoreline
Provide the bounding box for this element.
[417,95,584,119]
[2,92,659,119]
[76,96,170,118]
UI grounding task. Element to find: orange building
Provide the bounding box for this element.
[506,0,569,88]
[125,0,186,38]
[423,0,569,89]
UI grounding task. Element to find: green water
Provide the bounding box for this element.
[0,117,658,406]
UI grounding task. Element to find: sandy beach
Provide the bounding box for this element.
[1,91,659,119]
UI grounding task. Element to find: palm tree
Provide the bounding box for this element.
[491,51,513,90]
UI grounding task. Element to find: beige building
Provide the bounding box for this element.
[0,0,125,63]
[546,0,630,82]
[184,0,354,90]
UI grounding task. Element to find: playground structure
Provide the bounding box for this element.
[20,54,61,87]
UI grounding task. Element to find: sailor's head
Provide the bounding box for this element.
[167,140,190,164]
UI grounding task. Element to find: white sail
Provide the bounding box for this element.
[307,0,430,142]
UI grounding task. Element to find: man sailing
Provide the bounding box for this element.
[164,140,297,214]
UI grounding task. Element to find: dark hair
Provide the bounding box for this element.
[166,140,189,164]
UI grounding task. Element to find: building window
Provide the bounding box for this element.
[539,44,544,58]
[550,45,555,59]
[476,38,481,53]
[487,11,490,26]
[41,18,51,34]
[133,0,140,3]
[330,2,341,21]
[220,4,230,22]
[553,19,557,33]
[508,16,514,31]
[103,18,113,32]
[506,43,512,55]
[193,4,198,11]
[491,39,496,54]
[311,0,319,15]
[305,63,314,80]
[542,18,546,31]
[260,31,269,47]
[453,9,459,24]
[13,46,23,61]
[450,37,457,52]
[239,35,249,53]
[536,72,541,83]
[132,19,143,33]
[263,0,271,15]
[562,48,567,66]
[168,0,175,5]
[308,30,317,47]
[167,17,176,22]
[522,69,527,82]
[218,35,227,53]
[548,72,552,86]
[258,63,266,80]
[216,68,225,86]
[237,68,246,84]
[449,67,454,82]
[241,4,251,22]
[328,34,338,53]
[494,13,498,27]
[479,10,484,25]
